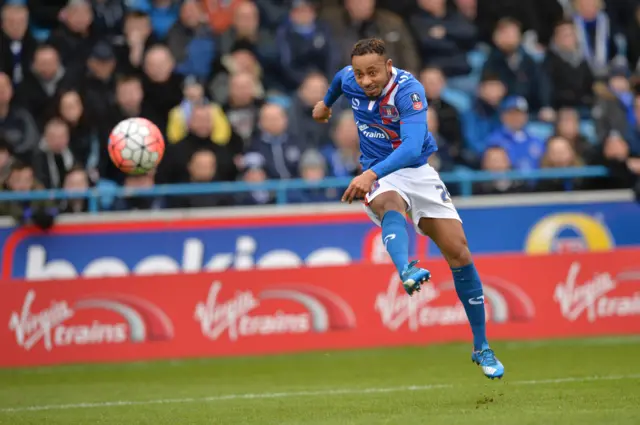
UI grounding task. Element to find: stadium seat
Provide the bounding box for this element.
[266,94,291,109]
[580,120,597,143]
[441,87,472,113]
[526,121,554,141]
[467,49,488,72]
[96,179,119,210]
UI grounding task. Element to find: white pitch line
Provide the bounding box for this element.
[1,374,639,414]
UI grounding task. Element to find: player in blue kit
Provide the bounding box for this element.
[312,38,504,380]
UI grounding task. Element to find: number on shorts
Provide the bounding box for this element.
[435,184,451,203]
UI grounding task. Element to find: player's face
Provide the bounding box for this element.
[352,54,392,98]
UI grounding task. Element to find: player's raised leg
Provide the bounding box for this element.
[418,217,505,379]
[368,192,430,295]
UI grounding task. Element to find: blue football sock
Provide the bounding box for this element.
[451,263,488,351]
[381,211,410,275]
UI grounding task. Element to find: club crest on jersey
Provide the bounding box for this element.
[381,105,399,120]
[410,93,423,110]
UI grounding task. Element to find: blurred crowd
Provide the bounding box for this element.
[1,0,640,221]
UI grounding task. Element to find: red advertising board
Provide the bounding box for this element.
[1,249,639,367]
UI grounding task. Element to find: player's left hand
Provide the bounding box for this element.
[342,170,378,204]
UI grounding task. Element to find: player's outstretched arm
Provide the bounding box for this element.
[313,67,348,123]
[370,86,428,179]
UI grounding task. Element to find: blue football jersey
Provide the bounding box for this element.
[324,66,438,174]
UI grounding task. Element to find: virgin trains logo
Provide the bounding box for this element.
[554,262,640,322]
[375,273,535,331]
[8,290,173,351]
[194,281,356,341]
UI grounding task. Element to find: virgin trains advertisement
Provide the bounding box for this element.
[0,200,638,281]
[1,249,639,367]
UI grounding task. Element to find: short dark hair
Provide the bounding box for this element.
[351,38,386,58]
[554,18,575,30]
[495,17,522,31]
[9,160,31,173]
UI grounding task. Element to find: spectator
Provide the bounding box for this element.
[234,154,273,206]
[474,0,562,47]
[625,3,640,73]
[160,101,237,183]
[275,0,337,92]
[54,90,99,173]
[288,72,331,149]
[409,0,477,77]
[117,10,159,72]
[167,78,243,163]
[544,19,595,111]
[419,67,465,162]
[554,107,594,159]
[245,103,301,180]
[91,0,125,39]
[32,117,77,189]
[537,135,585,191]
[141,44,183,133]
[0,72,39,162]
[289,149,339,203]
[216,0,277,65]
[1,1,36,85]
[592,61,634,143]
[208,47,264,105]
[474,145,527,195]
[485,96,545,172]
[112,171,164,210]
[168,149,232,208]
[322,0,419,74]
[48,0,98,72]
[26,0,67,33]
[59,165,89,213]
[321,110,360,177]
[223,72,264,149]
[16,44,75,127]
[572,0,617,78]
[81,40,117,134]
[426,107,456,173]
[591,130,640,189]
[0,135,14,182]
[482,17,554,120]
[200,0,243,35]
[463,72,506,155]
[128,0,179,40]
[166,0,215,81]
[101,74,147,182]
[0,160,57,229]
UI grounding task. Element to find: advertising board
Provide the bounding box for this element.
[2,249,639,367]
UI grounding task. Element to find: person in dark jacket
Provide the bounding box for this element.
[0,160,57,229]
[287,72,332,150]
[463,72,506,155]
[543,19,595,111]
[15,44,76,127]
[0,72,39,163]
[47,0,100,73]
[481,17,554,119]
[165,0,216,81]
[409,0,477,77]
[0,2,37,85]
[244,103,301,180]
[275,0,337,92]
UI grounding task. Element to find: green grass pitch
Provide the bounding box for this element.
[1,337,639,425]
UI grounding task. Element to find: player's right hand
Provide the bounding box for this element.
[312,101,332,123]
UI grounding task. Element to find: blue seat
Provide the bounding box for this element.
[96,179,119,210]
[467,49,488,72]
[526,121,554,141]
[267,94,291,109]
[441,87,472,113]
[579,120,597,143]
